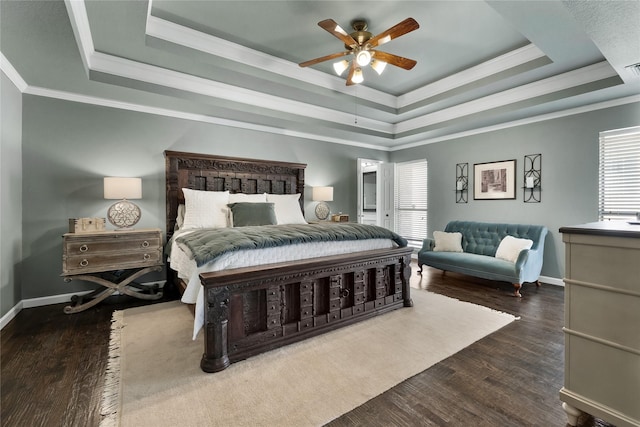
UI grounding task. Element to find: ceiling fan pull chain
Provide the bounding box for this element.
[354,86,358,124]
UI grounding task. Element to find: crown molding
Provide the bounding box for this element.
[23,84,392,150]
[390,94,640,151]
[64,0,93,73]
[396,61,618,132]
[7,61,639,153]
[89,51,393,135]
[0,52,28,92]
[145,13,397,108]
[397,44,547,108]
[5,2,636,153]
[67,1,623,138]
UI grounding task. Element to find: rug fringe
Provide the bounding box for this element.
[100,310,124,427]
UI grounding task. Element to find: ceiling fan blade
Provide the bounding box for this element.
[345,62,356,86]
[367,18,419,48]
[371,50,417,70]
[318,19,359,48]
[299,51,350,68]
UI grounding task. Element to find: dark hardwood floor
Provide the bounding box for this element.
[1,263,613,427]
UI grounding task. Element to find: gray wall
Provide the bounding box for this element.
[391,101,640,279]
[19,95,387,301]
[1,71,23,315]
[5,90,639,316]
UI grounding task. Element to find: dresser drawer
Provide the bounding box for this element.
[62,228,163,276]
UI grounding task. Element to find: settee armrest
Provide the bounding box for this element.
[514,246,544,283]
[419,238,435,254]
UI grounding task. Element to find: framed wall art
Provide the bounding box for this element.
[473,159,516,200]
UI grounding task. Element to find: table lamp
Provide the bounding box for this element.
[312,186,333,220]
[104,177,142,229]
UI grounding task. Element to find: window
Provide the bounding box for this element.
[599,126,640,221]
[395,160,428,248]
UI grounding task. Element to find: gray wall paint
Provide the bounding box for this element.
[6,91,640,313]
[1,71,23,316]
[19,95,387,300]
[391,101,640,279]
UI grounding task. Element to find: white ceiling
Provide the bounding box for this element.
[2,0,639,150]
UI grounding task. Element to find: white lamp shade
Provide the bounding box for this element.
[312,186,334,202]
[104,177,142,200]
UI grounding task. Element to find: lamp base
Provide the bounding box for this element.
[107,199,141,229]
[315,201,330,221]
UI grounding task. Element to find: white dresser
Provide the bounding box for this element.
[559,222,640,427]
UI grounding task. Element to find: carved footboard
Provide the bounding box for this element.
[199,247,413,373]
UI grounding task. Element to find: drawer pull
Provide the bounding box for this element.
[79,259,89,267]
[143,254,151,261]
[79,244,89,252]
[141,241,150,248]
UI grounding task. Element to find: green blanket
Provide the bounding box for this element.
[176,223,408,267]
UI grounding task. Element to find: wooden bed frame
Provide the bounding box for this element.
[165,150,413,373]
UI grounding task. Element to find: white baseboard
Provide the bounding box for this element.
[0,280,166,330]
[0,301,24,330]
[539,275,564,287]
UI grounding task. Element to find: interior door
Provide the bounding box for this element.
[378,162,395,231]
[357,159,382,225]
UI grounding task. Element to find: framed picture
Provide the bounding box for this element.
[473,159,516,200]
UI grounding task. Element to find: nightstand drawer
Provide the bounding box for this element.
[62,228,163,276]
[64,234,161,255]
[63,250,162,275]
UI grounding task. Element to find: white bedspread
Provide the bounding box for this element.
[168,229,396,339]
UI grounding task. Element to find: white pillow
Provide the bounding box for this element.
[265,193,307,225]
[228,193,267,203]
[175,204,185,230]
[433,231,463,252]
[495,235,533,263]
[181,188,229,229]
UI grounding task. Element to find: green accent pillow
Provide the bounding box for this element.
[228,202,277,227]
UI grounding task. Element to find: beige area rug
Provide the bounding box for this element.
[100,290,517,427]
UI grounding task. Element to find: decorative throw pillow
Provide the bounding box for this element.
[228,202,277,227]
[433,231,464,252]
[495,235,533,263]
[181,188,229,229]
[265,193,307,225]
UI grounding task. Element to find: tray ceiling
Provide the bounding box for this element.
[2,0,639,150]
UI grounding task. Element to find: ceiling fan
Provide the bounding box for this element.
[299,18,419,86]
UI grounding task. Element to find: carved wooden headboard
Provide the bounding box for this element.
[164,150,306,239]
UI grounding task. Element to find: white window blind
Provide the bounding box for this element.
[599,126,640,221]
[395,160,428,248]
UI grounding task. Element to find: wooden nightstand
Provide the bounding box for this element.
[61,228,164,313]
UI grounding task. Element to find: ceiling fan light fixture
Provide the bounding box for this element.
[333,59,350,76]
[371,59,387,75]
[352,67,364,84]
[356,50,372,67]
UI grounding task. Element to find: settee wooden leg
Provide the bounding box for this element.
[417,264,423,274]
[535,280,541,287]
[513,283,522,298]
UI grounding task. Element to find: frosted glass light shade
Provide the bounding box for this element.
[104,177,142,200]
[333,59,349,76]
[352,68,364,84]
[312,186,333,202]
[356,50,372,67]
[371,59,387,75]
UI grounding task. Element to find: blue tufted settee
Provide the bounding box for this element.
[418,220,548,297]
